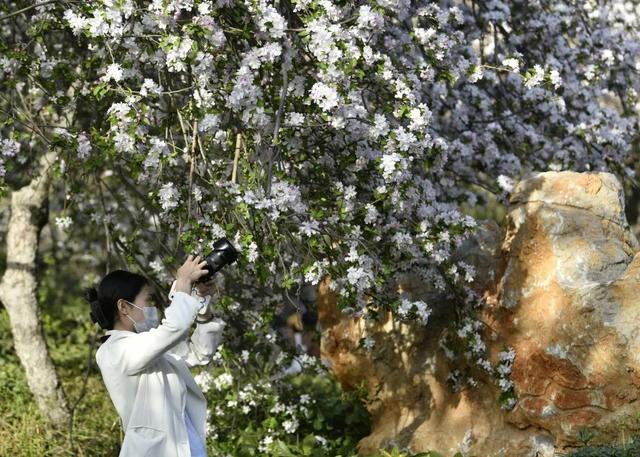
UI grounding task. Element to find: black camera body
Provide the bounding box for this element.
[196,237,239,283]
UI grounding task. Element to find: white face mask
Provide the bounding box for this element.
[124,300,160,333]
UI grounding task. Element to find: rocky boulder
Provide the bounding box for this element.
[319,171,640,456]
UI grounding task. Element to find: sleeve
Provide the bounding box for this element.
[109,291,203,375]
[166,280,226,367]
[168,319,226,367]
[168,280,211,317]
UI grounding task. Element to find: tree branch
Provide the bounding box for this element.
[0,0,78,23]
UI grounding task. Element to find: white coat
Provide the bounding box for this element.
[96,290,225,457]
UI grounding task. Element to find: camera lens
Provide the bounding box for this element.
[197,238,239,283]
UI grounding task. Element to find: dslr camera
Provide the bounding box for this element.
[195,237,239,283]
[167,238,239,308]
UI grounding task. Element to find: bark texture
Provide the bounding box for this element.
[0,151,70,427]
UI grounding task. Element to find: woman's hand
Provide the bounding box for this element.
[175,255,208,294]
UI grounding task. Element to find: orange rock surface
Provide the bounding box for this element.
[318,172,640,456]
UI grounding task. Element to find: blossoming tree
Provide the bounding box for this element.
[1,0,639,448]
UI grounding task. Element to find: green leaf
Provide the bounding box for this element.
[92,82,109,100]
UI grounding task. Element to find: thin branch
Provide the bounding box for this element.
[232,133,242,184]
[187,116,198,221]
[266,45,290,196]
[96,176,128,269]
[0,0,76,22]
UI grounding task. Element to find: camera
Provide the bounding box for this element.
[196,237,239,283]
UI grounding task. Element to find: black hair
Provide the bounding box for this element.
[302,310,318,328]
[86,270,149,331]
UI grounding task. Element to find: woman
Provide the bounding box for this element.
[87,255,225,457]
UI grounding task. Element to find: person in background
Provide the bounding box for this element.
[274,284,321,376]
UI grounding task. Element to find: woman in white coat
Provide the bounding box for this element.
[87,255,225,457]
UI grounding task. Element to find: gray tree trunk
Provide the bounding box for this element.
[0,151,70,427]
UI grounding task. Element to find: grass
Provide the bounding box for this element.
[0,304,122,456]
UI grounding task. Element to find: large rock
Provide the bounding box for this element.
[319,171,640,456]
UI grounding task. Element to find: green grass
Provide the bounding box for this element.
[0,304,122,456]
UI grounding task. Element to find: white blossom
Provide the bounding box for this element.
[213,372,234,390]
[364,204,379,224]
[1,139,20,157]
[113,132,134,153]
[369,113,389,139]
[397,298,431,324]
[158,182,179,211]
[501,57,520,72]
[601,49,615,66]
[524,64,544,88]
[282,418,299,434]
[88,11,108,37]
[55,216,73,231]
[77,133,91,159]
[246,241,259,263]
[361,336,375,350]
[140,78,162,96]
[497,175,515,192]
[166,36,194,72]
[199,114,220,133]
[310,82,339,112]
[103,63,123,82]
[258,435,274,453]
[468,65,484,83]
[63,10,87,35]
[300,220,320,236]
[380,152,402,181]
[548,68,562,89]
[257,4,286,39]
[194,371,213,393]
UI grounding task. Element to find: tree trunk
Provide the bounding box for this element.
[0,151,70,427]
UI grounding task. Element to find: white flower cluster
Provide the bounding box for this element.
[446,369,464,392]
[524,64,545,89]
[397,298,431,325]
[64,0,132,39]
[158,182,179,212]
[1,138,20,158]
[379,152,406,182]
[239,180,307,221]
[282,418,299,434]
[149,257,171,284]
[258,434,274,453]
[501,57,520,72]
[194,371,213,393]
[165,36,194,73]
[55,216,73,231]
[299,220,320,237]
[344,246,375,293]
[76,133,92,159]
[496,347,517,410]
[303,260,329,285]
[213,372,234,390]
[0,138,20,178]
[310,82,340,112]
[468,65,484,83]
[255,1,286,39]
[246,242,259,263]
[140,78,163,97]
[457,318,492,373]
[102,63,124,83]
